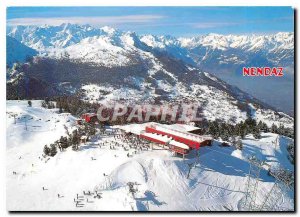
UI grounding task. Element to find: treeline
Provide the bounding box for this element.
[43,123,97,157]
[53,96,294,139]
[270,123,294,139]
[53,96,203,125]
[55,96,99,116]
[197,118,294,140]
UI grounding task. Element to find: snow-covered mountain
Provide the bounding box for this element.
[140,31,294,115]
[6,36,38,67]
[7,23,106,51]
[7,24,294,67]
[8,24,294,66]
[6,24,294,126]
[48,31,152,67]
[143,32,294,68]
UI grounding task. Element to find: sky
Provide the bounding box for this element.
[7,7,294,36]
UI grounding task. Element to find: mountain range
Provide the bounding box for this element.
[6,23,294,126]
[7,23,294,68]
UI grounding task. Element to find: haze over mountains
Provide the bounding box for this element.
[6,23,294,116]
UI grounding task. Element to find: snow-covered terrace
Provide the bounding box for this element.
[152,124,212,143]
[115,122,200,136]
[169,140,190,150]
[142,132,171,143]
[141,132,189,150]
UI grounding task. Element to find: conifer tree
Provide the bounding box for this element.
[235,139,243,150]
[43,145,50,156]
[50,144,57,156]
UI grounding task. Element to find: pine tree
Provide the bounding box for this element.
[88,123,96,136]
[278,124,285,135]
[271,123,278,133]
[253,129,261,139]
[41,101,47,108]
[49,144,57,156]
[72,143,78,151]
[58,136,67,149]
[255,124,262,138]
[235,139,243,150]
[43,145,50,156]
[71,130,80,151]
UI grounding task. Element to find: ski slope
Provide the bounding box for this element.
[6,101,294,211]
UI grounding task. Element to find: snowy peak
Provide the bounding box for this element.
[46,29,152,67]
[7,24,293,67]
[7,23,293,53]
[7,23,106,51]
[100,26,117,35]
[178,32,294,51]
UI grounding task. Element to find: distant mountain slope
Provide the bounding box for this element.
[141,32,294,115]
[6,36,38,67]
[142,32,294,66]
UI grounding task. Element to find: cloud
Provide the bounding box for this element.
[6,15,165,26]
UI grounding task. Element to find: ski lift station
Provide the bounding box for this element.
[78,114,213,157]
[118,123,213,158]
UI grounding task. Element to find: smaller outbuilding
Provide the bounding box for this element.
[81,113,98,123]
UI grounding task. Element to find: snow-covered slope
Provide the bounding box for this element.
[79,71,293,128]
[6,101,294,211]
[6,36,38,67]
[249,103,294,129]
